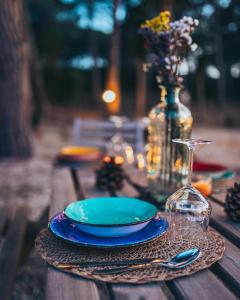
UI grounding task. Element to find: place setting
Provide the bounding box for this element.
[35,138,225,284]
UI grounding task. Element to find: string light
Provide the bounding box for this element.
[137,153,145,170]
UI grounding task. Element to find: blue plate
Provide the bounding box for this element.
[64,197,158,237]
[48,213,168,248]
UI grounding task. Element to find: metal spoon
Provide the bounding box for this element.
[92,248,201,275]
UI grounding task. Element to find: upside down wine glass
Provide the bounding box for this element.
[165,139,212,233]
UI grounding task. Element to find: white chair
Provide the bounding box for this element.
[73,118,147,153]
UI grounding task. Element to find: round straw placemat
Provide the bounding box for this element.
[35,225,225,284]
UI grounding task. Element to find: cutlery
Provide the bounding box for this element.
[92,248,201,275]
[57,248,200,272]
[57,257,166,270]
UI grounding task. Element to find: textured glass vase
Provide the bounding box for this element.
[146,86,193,203]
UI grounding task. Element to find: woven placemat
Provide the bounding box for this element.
[35,225,225,284]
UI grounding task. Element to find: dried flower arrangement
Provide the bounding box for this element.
[139,11,199,88]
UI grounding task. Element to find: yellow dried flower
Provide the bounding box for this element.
[141,11,171,32]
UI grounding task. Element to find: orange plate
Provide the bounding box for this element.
[59,146,102,162]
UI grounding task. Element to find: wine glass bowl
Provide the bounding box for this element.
[165,138,212,233]
[165,185,211,231]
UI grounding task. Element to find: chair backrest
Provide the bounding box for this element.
[73,118,146,152]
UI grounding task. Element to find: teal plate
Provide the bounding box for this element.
[64,197,158,237]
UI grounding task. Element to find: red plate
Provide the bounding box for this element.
[193,161,227,173]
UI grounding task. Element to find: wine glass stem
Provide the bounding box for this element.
[187,146,194,186]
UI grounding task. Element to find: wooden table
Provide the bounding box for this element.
[46,165,240,300]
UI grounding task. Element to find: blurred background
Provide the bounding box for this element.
[27,0,240,123]
[0,0,240,159]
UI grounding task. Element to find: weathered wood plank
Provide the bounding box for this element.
[47,268,99,300]
[211,239,240,295]
[79,168,112,300]
[111,283,175,300]
[210,200,240,247]
[0,207,28,300]
[49,169,76,218]
[47,168,100,300]
[168,269,236,300]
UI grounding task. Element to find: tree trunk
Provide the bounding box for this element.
[26,3,47,131]
[30,45,46,131]
[195,67,207,123]
[135,61,146,118]
[88,0,101,107]
[0,0,32,157]
[214,4,227,111]
[105,0,121,115]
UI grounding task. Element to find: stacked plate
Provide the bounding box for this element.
[48,197,168,248]
[58,146,103,163]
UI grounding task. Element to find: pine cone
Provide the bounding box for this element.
[95,156,124,193]
[224,182,240,222]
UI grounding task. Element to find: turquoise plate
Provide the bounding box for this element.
[64,197,158,237]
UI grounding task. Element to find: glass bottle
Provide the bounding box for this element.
[146,86,193,203]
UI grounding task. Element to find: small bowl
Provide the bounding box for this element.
[64,197,158,237]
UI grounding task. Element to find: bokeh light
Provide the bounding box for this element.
[102,90,116,103]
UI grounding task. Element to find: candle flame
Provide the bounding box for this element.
[115,156,124,165]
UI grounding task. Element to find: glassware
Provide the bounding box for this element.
[165,139,212,233]
[108,116,134,165]
[147,86,193,203]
